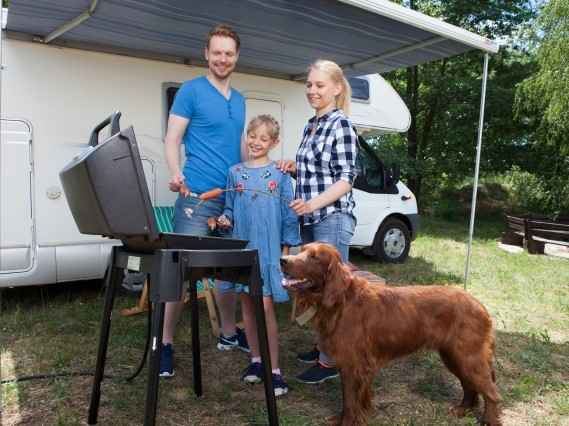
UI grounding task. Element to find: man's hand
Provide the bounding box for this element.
[216,215,232,228]
[169,173,190,197]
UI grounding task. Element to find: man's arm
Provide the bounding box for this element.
[165,114,190,192]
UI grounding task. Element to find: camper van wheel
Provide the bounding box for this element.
[373,218,410,263]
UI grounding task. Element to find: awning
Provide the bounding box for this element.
[5,0,498,79]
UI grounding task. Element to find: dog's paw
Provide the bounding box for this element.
[325,415,341,426]
[481,415,503,426]
[449,405,469,418]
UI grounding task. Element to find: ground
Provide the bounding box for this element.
[1,217,568,425]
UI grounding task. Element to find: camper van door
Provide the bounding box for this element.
[0,118,35,274]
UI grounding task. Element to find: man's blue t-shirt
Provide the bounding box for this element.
[170,76,245,194]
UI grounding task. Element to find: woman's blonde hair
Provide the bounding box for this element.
[308,59,352,116]
[246,114,280,141]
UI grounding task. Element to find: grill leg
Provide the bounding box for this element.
[189,279,202,396]
[251,260,279,426]
[144,299,165,426]
[88,248,121,424]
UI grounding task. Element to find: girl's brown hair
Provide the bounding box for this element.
[309,59,352,116]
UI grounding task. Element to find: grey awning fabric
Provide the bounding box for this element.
[6,0,498,79]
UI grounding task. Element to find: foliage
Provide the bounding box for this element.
[513,0,569,215]
[381,0,539,213]
[517,0,569,142]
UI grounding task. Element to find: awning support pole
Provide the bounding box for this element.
[464,53,490,288]
[40,0,99,44]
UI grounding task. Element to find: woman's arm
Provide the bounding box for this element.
[290,119,357,216]
[289,180,352,215]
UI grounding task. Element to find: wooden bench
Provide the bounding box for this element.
[502,214,569,254]
[525,218,569,254]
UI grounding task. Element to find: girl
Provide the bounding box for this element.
[281,59,358,384]
[218,114,300,396]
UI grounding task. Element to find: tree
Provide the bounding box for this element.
[381,0,538,207]
[516,0,569,214]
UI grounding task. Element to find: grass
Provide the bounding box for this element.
[1,217,568,425]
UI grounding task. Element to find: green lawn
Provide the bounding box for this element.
[1,217,568,425]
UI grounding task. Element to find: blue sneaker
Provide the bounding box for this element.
[236,327,250,353]
[272,373,289,397]
[159,343,174,378]
[241,362,263,384]
[217,328,250,353]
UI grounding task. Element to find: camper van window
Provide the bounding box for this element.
[349,77,370,102]
[165,85,180,125]
[354,136,385,193]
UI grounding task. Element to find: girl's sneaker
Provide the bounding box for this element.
[241,362,263,384]
[272,373,289,397]
[217,328,250,353]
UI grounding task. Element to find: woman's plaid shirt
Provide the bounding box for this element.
[295,109,358,225]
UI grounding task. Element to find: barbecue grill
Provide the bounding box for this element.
[59,112,278,426]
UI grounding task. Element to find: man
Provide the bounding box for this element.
[161,24,249,377]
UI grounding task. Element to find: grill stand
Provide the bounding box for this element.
[87,246,278,426]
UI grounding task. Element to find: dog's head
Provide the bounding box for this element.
[281,242,350,308]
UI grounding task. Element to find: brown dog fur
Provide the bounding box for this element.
[281,242,501,426]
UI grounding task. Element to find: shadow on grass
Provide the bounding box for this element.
[350,250,463,285]
[368,328,568,425]
[2,264,568,425]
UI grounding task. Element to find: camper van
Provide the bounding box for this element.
[0,36,418,288]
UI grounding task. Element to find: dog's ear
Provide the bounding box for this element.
[322,251,348,309]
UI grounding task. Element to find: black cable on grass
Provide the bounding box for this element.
[1,287,153,385]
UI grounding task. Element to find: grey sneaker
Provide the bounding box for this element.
[296,363,338,384]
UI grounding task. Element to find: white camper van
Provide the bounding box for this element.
[0,36,418,288]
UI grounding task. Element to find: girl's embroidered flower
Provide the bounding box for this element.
[268,180,277,192]
[262,169,272,179]
[236,183,245,193]
[241,172,250,180]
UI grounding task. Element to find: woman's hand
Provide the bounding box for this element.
[216,214,232,228]
[289,198,314,216]
[276,159,297,175]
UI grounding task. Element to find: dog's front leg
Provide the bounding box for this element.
[339,368,374,426]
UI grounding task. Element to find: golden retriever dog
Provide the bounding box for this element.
[281,242,501,426]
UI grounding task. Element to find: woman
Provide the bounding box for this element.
[281,59,358,384]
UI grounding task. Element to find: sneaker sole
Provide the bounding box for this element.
[295,373,339,384]
[159,371,175,378]
[274,387,288,397]
[242,376,262,384]
[217,342,237,351]
[297,357,318,364]
[237,345,251,353]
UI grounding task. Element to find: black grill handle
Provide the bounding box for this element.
[89,111,122,147]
